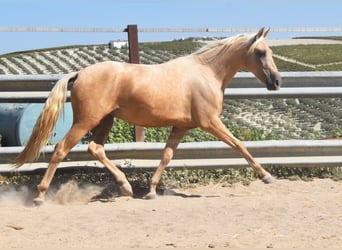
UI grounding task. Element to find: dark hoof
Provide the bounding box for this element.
[120,183,133,196]
[144,192,157,200]
[33,198,44,206]
[262,174,276,184]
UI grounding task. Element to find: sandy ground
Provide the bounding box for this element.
[0,178,341,248]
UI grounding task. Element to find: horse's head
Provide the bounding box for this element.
[245,28,282,90]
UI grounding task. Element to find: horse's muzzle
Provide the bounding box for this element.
[266,71,282,91]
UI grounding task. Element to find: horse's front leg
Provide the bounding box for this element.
[145,127,188,199]
[202,117,275,183]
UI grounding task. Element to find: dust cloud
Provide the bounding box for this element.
[51,180,103,205]
[0,180,104,206]
[0,185,33,206]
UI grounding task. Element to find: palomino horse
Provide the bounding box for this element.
[15,27,282,204]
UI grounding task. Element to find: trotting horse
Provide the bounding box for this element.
[15,27,282,204]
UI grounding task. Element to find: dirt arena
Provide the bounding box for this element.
[0,178,341,248]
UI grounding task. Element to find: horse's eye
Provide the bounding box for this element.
[256,50,266,57]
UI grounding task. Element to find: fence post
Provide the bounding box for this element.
[126,24,145,142]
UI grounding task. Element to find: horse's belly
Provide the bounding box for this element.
[113,108,192,128]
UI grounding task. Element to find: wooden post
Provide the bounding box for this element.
[126,24,145,142]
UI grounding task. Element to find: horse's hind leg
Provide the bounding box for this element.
[88,115,133,196]
[34,123,91,205]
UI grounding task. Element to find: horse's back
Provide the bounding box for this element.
[70,58,220,128]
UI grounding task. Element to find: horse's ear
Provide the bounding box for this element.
[263,28,271,38]
[255,27,265,40]
[253,27,265,43]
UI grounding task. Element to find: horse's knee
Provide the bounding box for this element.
[88,141,106,161]
[88,141,97,156]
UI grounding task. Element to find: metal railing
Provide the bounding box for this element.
[1,27,342,33]
[1,140,342,172]
[1,71,342,102]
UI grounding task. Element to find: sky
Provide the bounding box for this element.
[1,0,342,54]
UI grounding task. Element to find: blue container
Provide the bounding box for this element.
[0,103,72,146]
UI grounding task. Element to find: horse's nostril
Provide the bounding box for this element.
[275,77,282,87]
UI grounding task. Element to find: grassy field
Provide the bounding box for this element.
[272,44,342,70]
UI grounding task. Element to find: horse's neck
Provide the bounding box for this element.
[193,41,248,90]
[206,50,243,89]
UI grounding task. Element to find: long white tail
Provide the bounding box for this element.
[14,72,77,167]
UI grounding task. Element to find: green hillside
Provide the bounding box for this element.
[272,44,342,71]
[1,39,342,74]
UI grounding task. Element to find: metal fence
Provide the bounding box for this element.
[1,27,342,33]
[1,140,342,173]
[1,71,342,102]
[0,71,342,172]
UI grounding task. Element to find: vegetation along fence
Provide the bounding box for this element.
[0,72,342,173]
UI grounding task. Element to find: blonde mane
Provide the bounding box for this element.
[193,33,263,64]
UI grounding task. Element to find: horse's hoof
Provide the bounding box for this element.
[262,174,276,184]
[33,198,44,206]
[144,192,157,200]
[120,183,133,196]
